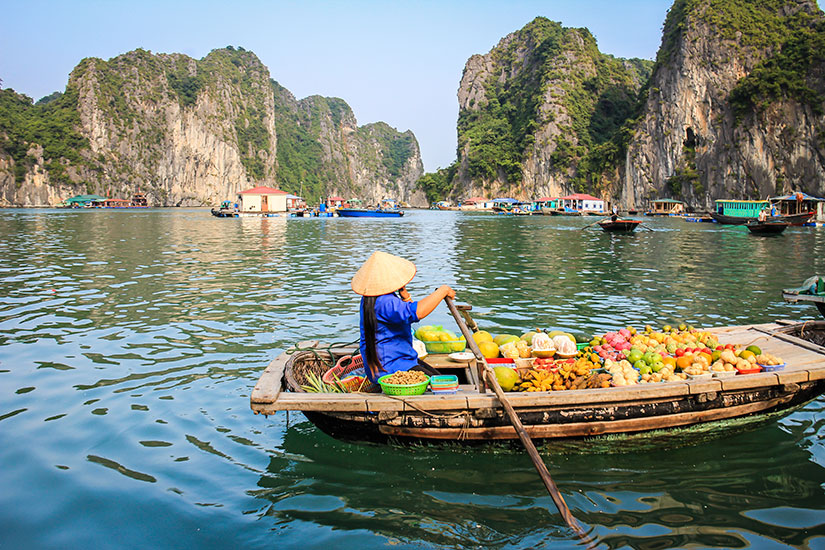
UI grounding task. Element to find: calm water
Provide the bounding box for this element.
[1,208,824,549]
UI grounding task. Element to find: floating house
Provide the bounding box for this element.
[237,186,288,215]
[560,193,604,213]
[326,196,346,208]
[60,194,106,207]
[647,198,685,216]
[460,197,494,210]
[285,194,306,210]
[535,197,560,210]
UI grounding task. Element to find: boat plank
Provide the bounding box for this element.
[720,372,779,390]
[250,355,289,405]
[378,396,792,440]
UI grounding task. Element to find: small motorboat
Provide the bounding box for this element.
[746,221,789,234]
[598,219,642,232]
[211,200,236,217]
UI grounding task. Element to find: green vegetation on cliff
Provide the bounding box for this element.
[453,17,651,195]
[730,17,825,120]
[0,86,88,185]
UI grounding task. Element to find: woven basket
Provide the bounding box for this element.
[323,355,378,392]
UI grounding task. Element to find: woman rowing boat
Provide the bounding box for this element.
[351,251,455,383]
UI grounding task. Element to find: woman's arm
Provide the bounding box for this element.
[415,285,456,319]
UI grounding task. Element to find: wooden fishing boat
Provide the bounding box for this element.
[598,219,642,232]
[746,221,789,234]
[250,320,825,445]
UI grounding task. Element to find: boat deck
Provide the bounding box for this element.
[250,321,825,416]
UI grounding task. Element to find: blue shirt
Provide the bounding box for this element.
[359,293,420,382]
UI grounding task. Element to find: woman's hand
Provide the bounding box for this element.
[399,287,412,302]
[416,285,456,319]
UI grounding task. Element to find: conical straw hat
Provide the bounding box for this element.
[351,251,416,296]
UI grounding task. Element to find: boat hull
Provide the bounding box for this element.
[303,381,823,444]
[338,209,404,218]
[747,221,789,234]
[711,211,813,225]
[599,220,641,232]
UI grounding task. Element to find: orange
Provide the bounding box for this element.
[675,356,693,370]
[662,356,677,368]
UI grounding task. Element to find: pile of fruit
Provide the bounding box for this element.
[413,325,466,353]
[439,323,788,392]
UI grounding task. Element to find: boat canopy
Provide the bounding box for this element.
[770,192,825,202]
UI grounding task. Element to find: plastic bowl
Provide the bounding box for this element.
[554,351,577,359]
[378,374,430,395]
[448,352,474,363]
[419,339,466,354]
[531,349,556,358]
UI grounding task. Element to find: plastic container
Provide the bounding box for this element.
[378,374,430,395]
[576,342,590,351]
[419,339,466,354]
[686,372,712,379]
[736,365,762,375]
[485,357,515,365]
[759,363,785,372]
[429,375,459,394]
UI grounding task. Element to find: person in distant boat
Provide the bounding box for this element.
[758,208,768,222]
[352,251,455,385]
[611,206,618,222]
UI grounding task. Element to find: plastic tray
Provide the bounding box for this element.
[712,370,737,378]
[686,372,712,379]
[486,358,515,364]
[759,363,785,372]
[736,366,762,374]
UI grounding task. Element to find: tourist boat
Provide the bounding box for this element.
[746,221,789,235]
[598,219,642,232]
[211,200,236,217]
[711,199,814,225]
[250,320,825,445]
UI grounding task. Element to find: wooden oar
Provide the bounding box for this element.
[445,297,588,539]
[580,216,609,230]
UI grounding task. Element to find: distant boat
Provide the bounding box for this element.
[746,221,789,235]
[337,208,404,218]
[211,200,236,218]
[598,219,642,232]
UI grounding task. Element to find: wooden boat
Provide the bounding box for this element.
[250,320,825,445]
[211,200,236,217]
[598,219,642,232]
[746,221,789,234]
[337,208,404,218]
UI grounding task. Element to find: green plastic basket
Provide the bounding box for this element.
[378,374,430,396]
[576,342,589,351]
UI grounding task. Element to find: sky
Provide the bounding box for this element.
[1,0,675,172]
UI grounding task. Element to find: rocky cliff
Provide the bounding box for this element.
[0,47,425,207]
[451,17,652,201]
[622,0,825,209]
